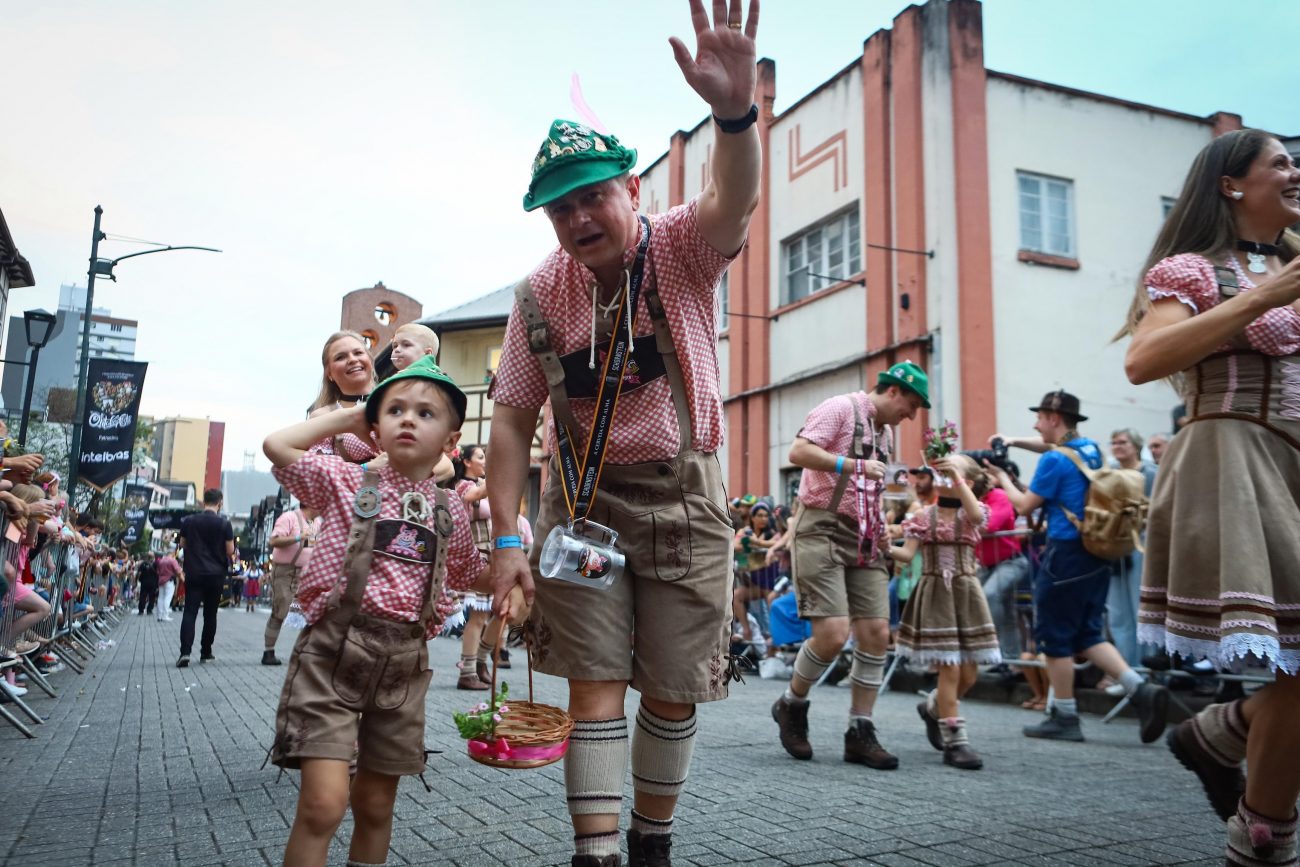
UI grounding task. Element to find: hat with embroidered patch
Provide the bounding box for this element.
[1029,389,1088,423]
[365,356,468,429]
[523,119,638,212]
[876,360,931,408]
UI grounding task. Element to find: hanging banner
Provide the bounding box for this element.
[78,359,148,491]
[122,482,151,545]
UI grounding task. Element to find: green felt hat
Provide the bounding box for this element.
[365,356,467,428]
[876,360,931,408]
[523,119,637,212]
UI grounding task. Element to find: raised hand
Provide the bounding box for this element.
[669,0,759,118]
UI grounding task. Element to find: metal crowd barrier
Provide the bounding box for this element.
[0,516,119,738]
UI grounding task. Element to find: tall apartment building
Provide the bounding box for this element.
[153,417,225,495]
[0,283,139,418]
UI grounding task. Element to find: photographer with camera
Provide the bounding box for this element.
[989,390,1169,743]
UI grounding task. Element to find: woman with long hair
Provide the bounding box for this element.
[733,501,780,650]
[310,330,376,416]
[452,443,494,689]
[1123,129,1300,865]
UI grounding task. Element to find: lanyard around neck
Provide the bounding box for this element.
[555,216,652,523]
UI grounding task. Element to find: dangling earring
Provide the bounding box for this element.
[1231,190,1244,200]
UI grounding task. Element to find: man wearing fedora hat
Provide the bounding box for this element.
[486,2,763,864]
[988,389,1169,744]
[772,361,928,770]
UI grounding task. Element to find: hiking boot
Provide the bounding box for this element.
[1167,719,1244,821]
[627,829,672,867]
[261,650,282,666]
[917,699,943,751]
[176,655,190,668]
[844,718,899,770]
[571,856,621,867]
[771,695,813,760]
[1130,682,1170,744]
[457,672,490,691]
[943,743,984,770]
[1023,707,1084,741]
[498,648,512,669]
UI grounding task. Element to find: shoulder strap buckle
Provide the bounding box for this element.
[525,320,550,353]
[1214,265,1239,298]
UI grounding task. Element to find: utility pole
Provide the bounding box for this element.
[65,206,104,513]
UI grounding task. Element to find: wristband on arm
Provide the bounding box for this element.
[835,455,845,474]
[493,536,522,550]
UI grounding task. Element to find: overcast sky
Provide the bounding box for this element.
[5,0,1297,482]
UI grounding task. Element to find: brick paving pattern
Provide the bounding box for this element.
[1,608,1229,866]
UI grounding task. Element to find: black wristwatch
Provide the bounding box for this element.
[713,104,759,134]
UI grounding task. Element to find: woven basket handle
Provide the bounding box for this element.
[490,617,535,710]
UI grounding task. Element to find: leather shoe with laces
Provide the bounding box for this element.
[627,829,672,867]
[1130,681,1170,744]
[916,700,943,751]
[772,695,813,760]
[571,855,621,867]
[844,718,899,770]
[261,650,282,666]
[1023,707,1084,741]
[943,742,984,770]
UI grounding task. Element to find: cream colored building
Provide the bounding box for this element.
[152,417,225,497]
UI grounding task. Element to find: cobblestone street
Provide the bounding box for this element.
[2,608,1229,866]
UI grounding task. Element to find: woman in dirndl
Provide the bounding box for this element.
[453,444,496,689]
[890,455,1000,771]
[1123,129,1300,867]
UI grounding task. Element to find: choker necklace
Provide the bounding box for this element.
[1237,239,1281,274]
[937,496,963,509]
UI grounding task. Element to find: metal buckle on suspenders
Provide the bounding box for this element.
[645,290,667,321]
[1214,266,1239,298]
[526,320,551,353]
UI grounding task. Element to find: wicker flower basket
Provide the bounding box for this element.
[466,621,573,770]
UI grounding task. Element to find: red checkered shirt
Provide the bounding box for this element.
[1146,253,1300,355]
[273,453,487,639]
[902,502,990,545]
[307,432,380,463]
[489,198,732,464]
[796,391,895,524]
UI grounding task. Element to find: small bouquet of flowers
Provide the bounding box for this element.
[453,683,512,741]
[922,420,960,491]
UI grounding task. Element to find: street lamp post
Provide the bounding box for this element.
[17,308,58,446]
[65,205,220,512]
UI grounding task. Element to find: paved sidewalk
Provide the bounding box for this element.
[2,606,1229,866]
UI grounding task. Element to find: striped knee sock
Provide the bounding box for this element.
[850,649,886,691]
[630,809,674,838]
[631,706,697,799]
[789,644,833,696]
[574,830,620,859]
[566,717,629,818]
[1193,699,1249,766]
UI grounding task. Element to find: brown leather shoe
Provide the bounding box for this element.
[627,829,672,867]
[772,695,813,760]
[844,718,899,770]
[457,672,490,691]
[917,700,943,751]
[943,742,983,770]
[1167,718,1244,821]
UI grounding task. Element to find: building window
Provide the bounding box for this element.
[360,329,379,349]
[1017,172,1075,257]
[486,346,502,382]
[110,323,123,332]
[781,467,803,507]
[717,271,729,332]
[374,303,396,327]
[1161,196,1177,219]
[783,207,862,305]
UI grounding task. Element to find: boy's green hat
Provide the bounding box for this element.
[523,120,637,212]
[876,360,931,408]
[365,356,467,428]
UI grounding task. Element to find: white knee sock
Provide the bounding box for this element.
[565,717,629,818]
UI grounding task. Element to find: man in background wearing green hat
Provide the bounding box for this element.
[772,362,928,771]
[488,3,762,865]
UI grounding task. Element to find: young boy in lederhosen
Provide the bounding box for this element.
[263,356,492,867]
